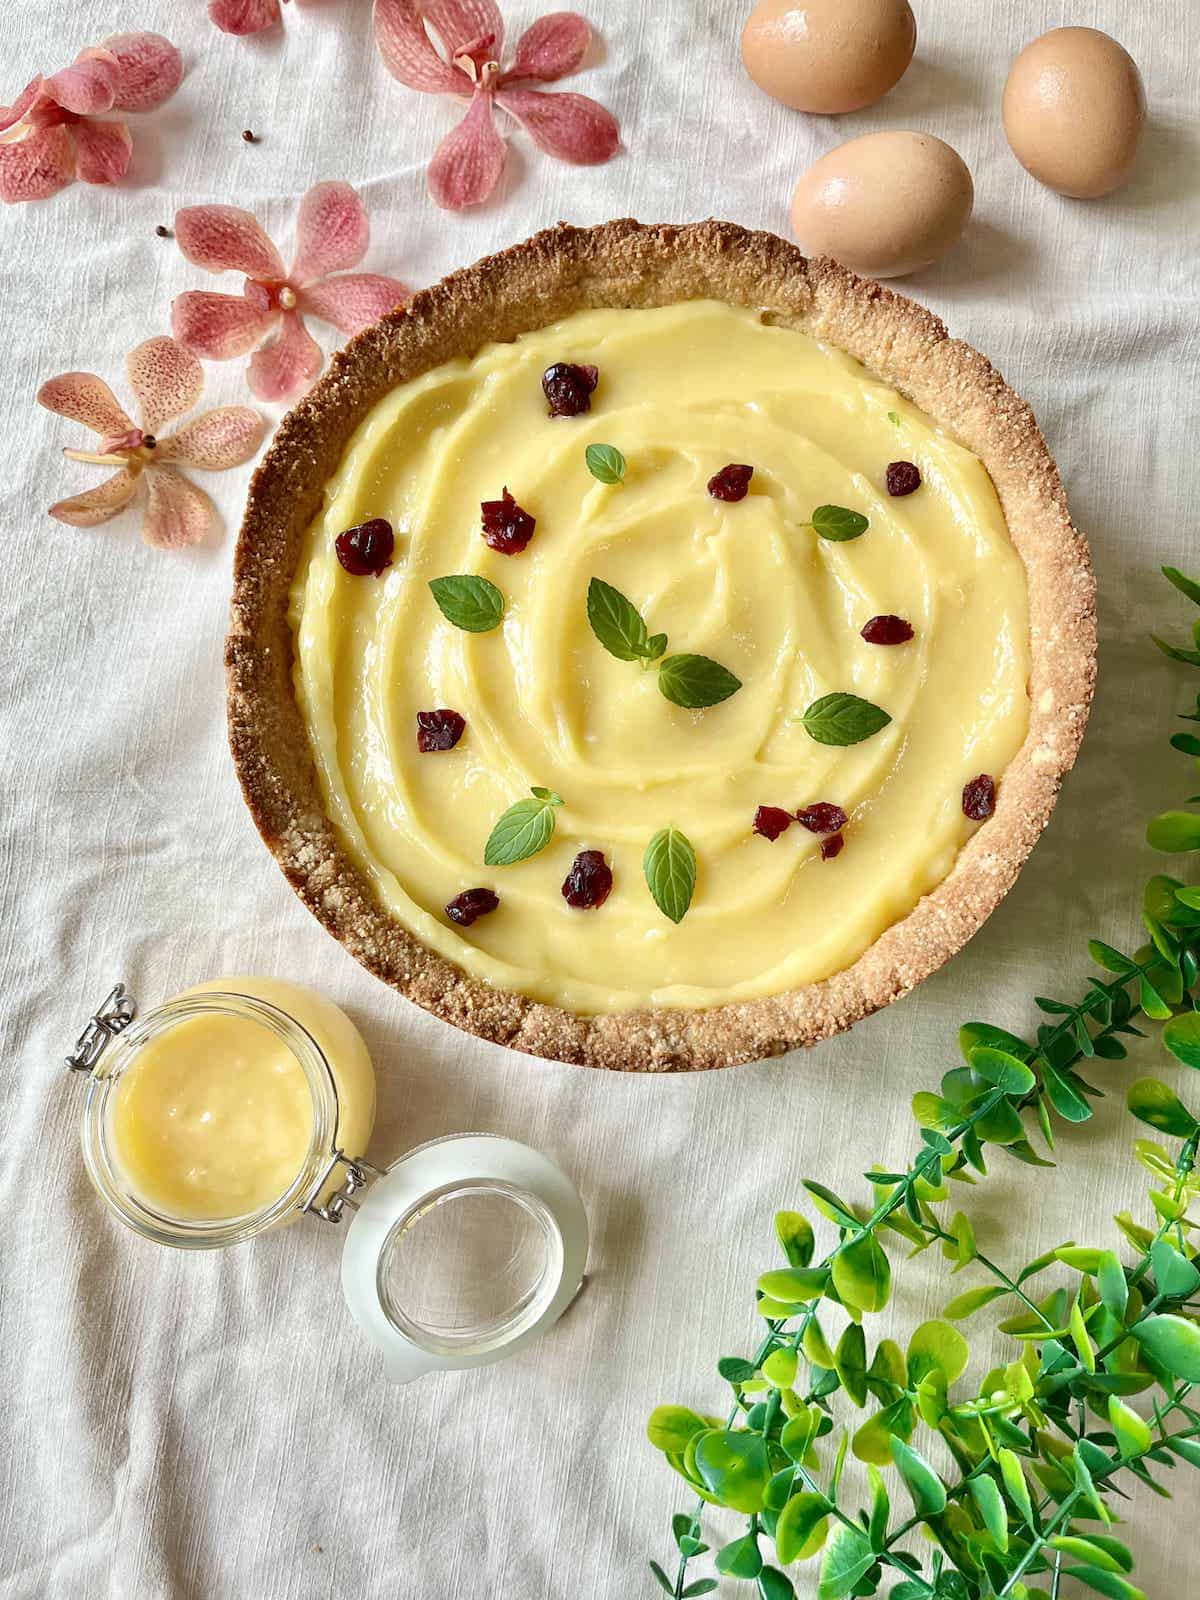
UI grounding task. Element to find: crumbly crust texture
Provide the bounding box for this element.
[227,220,1096,1072]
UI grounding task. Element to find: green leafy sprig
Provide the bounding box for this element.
[645,565,1200,1600]
[587,577,741,709]
[483,787,563,866]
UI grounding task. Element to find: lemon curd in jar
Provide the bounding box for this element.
[105,977,375,1224]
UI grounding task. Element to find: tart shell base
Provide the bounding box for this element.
[227,219,1096,1073]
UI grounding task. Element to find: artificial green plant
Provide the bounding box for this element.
[646,568,1200,1600]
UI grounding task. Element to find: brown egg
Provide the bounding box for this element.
[1003,28,1146,198]
[741,0,916,115]
[790,131,974,279]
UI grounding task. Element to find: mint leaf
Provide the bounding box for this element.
[806,505,869,542]
[429,574,505,633]
[483,788,563,867]
[587,576,655,662]
[644,826,697,923]
[658,653,742,709]
[585,443,626,484]
[645,632,668,662]
[799,692,891,746]
[887,411,901,426]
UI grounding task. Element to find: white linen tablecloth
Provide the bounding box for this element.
[2,1,1198,1595]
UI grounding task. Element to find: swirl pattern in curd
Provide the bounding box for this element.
[290,300,1029,1013]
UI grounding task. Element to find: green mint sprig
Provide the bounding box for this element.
[644,826,697,923]
[803,506,870,542]
[586,578,741,710]
[586,443,627,485]
[483,787,563,866]
[798,692,891,747]
[429,574,505,633]
[643,564,1200,1600]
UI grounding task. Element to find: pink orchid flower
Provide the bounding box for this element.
[170,181,410,403]
[0,33,182,204]
[38,337,265,551]
[209,0,320,36]
[373,0,619,209]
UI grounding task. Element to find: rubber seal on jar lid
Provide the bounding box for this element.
[340,1134,588,1383]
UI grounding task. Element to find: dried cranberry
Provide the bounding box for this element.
[796,803,848,835]
[753,805,793,841]
[335,517,394,576]
[542,362,598,418]
[886,461,922,497]
[480,487,536,555]
[962,774,996,821]
[861,614,915,645]
[445,888,499,927]
[708,464,754,502]
[820,833,845,861]
[416,709,466,752]
[561,850,613,909]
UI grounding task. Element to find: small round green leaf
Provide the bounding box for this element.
[763,1347,799,1389]
[585,442,626,484]
[1131,1313,1200,1381]
[428,573,505,632]
[968,1045,1037,1095]
[757,1567,796,1600]
[644,826,698,923]
[715,1533,763,1579]
[717,1356,759,1384]
[1147,810,1200,852]
[831,1234,891,1313]
[647,1405,709,1453]
[776,1492,831,1565]
[693,1430,772,1513]
[658,652,743,709]
[758,1267,829,1304]
[906,1319,969,1385]
[775,1210,815,1268]
[816,1521,874,1599]
[1126,1077,1199,1137]
[1163,1010,1200,1068]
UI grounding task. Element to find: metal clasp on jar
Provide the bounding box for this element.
[66,984,137,1073]
[304,1152,386,1224]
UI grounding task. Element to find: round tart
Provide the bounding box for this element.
[227,220,1095,1072]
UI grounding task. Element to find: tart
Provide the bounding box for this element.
[227,220,1095,1072]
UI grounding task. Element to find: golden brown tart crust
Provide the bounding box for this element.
[227,219,1096,1072]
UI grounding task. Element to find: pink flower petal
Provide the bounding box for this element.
[496,87,618,165]
[503,13,590,83]
[174,203,285,279]
[1,77,46,134]
[43,51,120,116]
[171,290,274,360]
[427,91,506,209]
[373,0,463,93]
[49,468,140,528]
[297,273,409,333]
[209,0,282,32]
[142,466,217,550]
[126,336,204,434]
[425,0,505,59]
[246,310,322,402]
[37,371,133,436]
[290,181,369,284]
[72,117,133,186]
[159,406,265,469]
[0,123,76,203]
[102,33,184,113]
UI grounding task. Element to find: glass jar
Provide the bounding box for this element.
[77,977,376,1250]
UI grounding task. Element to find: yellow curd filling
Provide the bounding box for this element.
[290,301,1030,1013]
